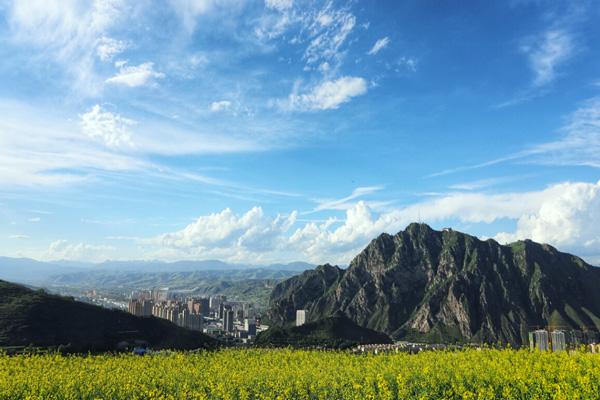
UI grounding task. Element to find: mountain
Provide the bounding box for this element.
[0,257,85,285]
[0,280,216,352]
[255,312,392,348]
[0,257,313,286]
[267,223,600,345]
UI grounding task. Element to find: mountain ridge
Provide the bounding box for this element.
[267,223,600,345]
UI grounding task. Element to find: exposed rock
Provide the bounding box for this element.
[267,223,600,345]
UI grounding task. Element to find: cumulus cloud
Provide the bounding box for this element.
[367,36,389,55]
[495,180,600,251]
[210,100,232,112]
[106,61,165,88]
[285,76,368,111]
[150,180,600,265]
[153,207,297,262]
[45,240,115,262]
[522,29,575,87]
[80,105,135,148]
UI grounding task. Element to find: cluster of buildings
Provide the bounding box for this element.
[127,289,265,343]
[529,329,600,352]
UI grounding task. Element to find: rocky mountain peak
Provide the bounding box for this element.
[267,223,600,345]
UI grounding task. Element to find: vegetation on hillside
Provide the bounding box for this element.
[0,280,215,352]
[255,314,392,348]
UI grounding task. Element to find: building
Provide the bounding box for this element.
[244,318,257,336]
[223,309,234,333]
[551,330,566,352]
[296,310,307,327]
[198,298,210,316]
[128,299,153,317]
[530,329,550,351]
[210,295,226,312]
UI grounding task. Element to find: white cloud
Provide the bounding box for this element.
[0,100,272,187]
[168,0,215,32]
[96,36,127,61]
[396,56,418,72]
[367,36,389,55]
[495,180,600,252]
[153,207,297,263]
[285,76,368,111]
[265,0,293,12]
[528,97,600,168]
[149,180,600,265]
[210,100,232,112]
[106,61,165,88]
[8,0,127,94]
[28,217,41,223]
[44,240,115,262]
[430,96,600,176]
[303,5,356,67]
[9,235,29,240]
[523,29,574,87]
[80,105,135,148]
[312,186,385,212]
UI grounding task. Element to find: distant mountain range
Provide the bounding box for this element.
[267,223,600,345]
[0,280,216,352]
[0,257,313,285]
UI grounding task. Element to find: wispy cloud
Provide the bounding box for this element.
[281,76,368,111]
[210,100,232,112]
[310,186,386,213]
[7,0,128,95]
[106,61,165,88]
[9,235,29,240]
[522,29,575,87]
[367,36,390,55]
[430,96,600,177]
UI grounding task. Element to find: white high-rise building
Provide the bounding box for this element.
[551,330,566,352]
[533,330,549,351]
[296,310,307,327]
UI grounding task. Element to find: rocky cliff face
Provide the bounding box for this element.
[267,223,600,345]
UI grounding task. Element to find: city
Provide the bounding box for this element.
[127,289,264,344]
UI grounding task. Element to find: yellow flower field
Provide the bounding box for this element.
[1,348,599,399]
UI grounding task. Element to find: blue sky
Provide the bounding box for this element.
[0,0,599,265]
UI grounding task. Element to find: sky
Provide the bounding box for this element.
[0,0,599,266]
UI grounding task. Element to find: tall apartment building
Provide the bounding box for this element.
[551,330,566,352]
[296,309,307,327]
[128,299,153,317]
[244,318,257,336]
[223,309,234,333]
[531,329,549,351]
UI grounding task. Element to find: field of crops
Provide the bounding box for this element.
[1,348,599,399]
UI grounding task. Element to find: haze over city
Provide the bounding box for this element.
[0,0,599,267]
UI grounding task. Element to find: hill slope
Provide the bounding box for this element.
[267,223,600,345]
[0,280,216,352]
[255,313,392,348]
